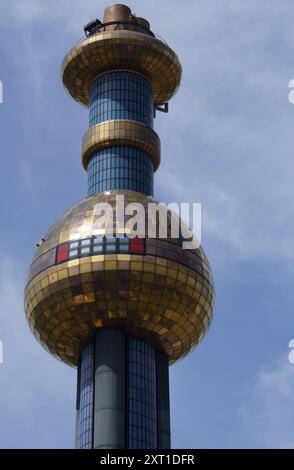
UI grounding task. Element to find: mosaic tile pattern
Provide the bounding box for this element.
[81,120,160,171]
[24,191,215,367]
[62,30,182,108]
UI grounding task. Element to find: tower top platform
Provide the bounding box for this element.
[62,5,182,107]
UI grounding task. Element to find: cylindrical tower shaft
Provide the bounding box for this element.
[75,330,170,449]
[87,71,155,196]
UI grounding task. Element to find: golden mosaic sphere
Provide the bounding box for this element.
[24,190,215,366]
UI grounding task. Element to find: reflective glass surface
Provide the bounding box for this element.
[87,147,154,196]
[78,342,94,449]
[90,72,153,128]
[128,337,157,449]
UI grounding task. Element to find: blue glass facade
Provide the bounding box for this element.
[90,72,153,128]
[87,71,155,196]
[77,335,161,449]
[128,337,157,449]
[87,147,154,196]
[78,342,94,449]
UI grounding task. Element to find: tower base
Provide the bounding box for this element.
[75,329,171,449]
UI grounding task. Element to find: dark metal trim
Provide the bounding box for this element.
[84,20,155,38]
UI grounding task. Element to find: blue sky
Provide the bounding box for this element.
[0,0,294,449]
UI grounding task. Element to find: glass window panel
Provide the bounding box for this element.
[105,244,116,253]
[119,237,129,245]
[93,245,103,254]
[69,249,79,258]
[78,342,94,449]
[81,239,91,247]
[70,241,79,249]
[127,337,157,449]
[81,247,91,256]
[106,237,116,244]
[119,245,129,254]
[93,236,104,245]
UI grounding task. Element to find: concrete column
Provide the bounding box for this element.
[93,329,126,449]
[156,352,171,449]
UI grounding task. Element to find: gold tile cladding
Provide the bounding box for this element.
[24,191,215,367]
[81,120,161,171]
[62,30,182,107]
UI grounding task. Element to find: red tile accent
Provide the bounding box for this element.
[56,243,69,263]
[130,237,145,254]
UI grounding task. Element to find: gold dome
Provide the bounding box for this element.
[24,190,215,366]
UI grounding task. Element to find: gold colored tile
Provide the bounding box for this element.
[25,190,214,367]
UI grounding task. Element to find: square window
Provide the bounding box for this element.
[56,243,69,263]
[93,236,104,245]
[81,238,91,247]
[106,237,116,244]
[70,241,79,249]
[93,245,103,254]
[119,244,129,254]
[69,249,78,258]
[81,247,91,256]
[105,244,116,253]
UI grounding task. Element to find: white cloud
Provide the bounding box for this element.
[240,357,294,448]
